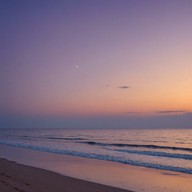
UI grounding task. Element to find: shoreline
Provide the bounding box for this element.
[1,145,192,192]
[0,158,132,192]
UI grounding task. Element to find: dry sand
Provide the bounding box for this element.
[0,158,132,192]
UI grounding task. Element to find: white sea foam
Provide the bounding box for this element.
[0,128,192,174]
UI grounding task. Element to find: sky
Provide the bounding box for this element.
[1,0,192,129]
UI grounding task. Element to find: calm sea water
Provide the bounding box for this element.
[0,128,192,174]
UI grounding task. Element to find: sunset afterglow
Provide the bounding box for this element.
[1,0,192,128]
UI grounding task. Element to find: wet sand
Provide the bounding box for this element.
[0,158,132,192]
[1,145,192,192]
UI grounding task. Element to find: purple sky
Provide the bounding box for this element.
[1,0,192,128]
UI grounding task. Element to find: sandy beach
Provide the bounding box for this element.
[0,157,132,192]
[1,145,192,192]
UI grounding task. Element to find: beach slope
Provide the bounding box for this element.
[0,158,132,192]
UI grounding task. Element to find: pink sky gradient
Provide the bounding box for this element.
[1,0,192,128]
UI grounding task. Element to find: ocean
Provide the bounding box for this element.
[0,128,192,175]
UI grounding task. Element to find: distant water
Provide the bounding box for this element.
[0,128,192,174]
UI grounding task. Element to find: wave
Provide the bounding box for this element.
[111,149,192,160]
[47,137,87,141]
[7,135,87,141]
[0,141,192,175]
[80,141,192,152]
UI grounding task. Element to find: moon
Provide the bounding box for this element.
[75,65,79,69]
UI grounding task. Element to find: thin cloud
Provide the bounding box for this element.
[184,112,192,116]
[156,110,187,114]
[118,86,130,89]
[125,112,140,116]
[125,112,140,114]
